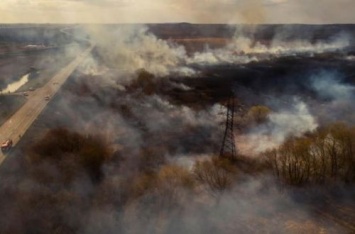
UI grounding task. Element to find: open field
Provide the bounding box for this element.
[0,45,80,123]
[0,24,354,234]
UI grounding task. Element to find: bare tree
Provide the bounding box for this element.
[193,157,237,198]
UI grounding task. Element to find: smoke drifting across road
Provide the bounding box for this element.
[0,24,354,233]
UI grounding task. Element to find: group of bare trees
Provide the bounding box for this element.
[194,157,237,198]
[265,123,355,186]
[27,128,112,184]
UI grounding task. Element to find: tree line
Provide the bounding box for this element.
[265,123,355,186]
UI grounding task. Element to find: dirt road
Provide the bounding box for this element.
[0,44,95,165]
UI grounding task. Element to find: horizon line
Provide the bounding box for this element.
[0,22,355,26]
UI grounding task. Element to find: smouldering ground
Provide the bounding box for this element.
[0,24,354,233]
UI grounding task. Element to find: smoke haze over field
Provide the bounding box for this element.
[87,25,192,77]
[85,25,352,80]
[0,0,355,228]
[0,22,355,233]
[239,100,318,155]
[188,33,350,66]
[309,71,355,124]
[74,24,354,158]
[0,0,355,23]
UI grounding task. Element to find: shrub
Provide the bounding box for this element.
[193,157,237,197]
[266,122,355,186]
[27,128,112,184]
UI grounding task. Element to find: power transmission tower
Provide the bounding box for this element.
[219,97,237,159]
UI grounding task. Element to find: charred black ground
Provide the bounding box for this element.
[0,24,354,234]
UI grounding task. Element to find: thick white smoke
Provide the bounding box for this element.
[86,25,194,79]
[128,95,223,134]
[187,43,258,65]
[311,71,355,101]
[238,99,318,155]
[187,34,350,66]
[84,25,350,78]
[309,70,355,124]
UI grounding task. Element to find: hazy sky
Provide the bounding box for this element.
[0,0,354,24]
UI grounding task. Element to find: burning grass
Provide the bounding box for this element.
[0,24,355,233]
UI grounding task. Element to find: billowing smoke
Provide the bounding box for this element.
[85,25,194,79]
[311,71,354,101]
[79,175,346,234]
[128,95,222,131]
[82,25,351,79]
[236,69,354,157]
[309,70,355,124]
[187,43,258,65]
[238,99,318,155]
[0,23,354,234]
[188,34,350,66]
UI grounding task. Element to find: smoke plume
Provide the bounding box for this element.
[238,99,318,155]
[85,25,193,78]
[309,70,355,124]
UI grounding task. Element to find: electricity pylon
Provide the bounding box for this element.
[219,97,237,159]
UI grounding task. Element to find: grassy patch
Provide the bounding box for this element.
[0,95,26,125]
